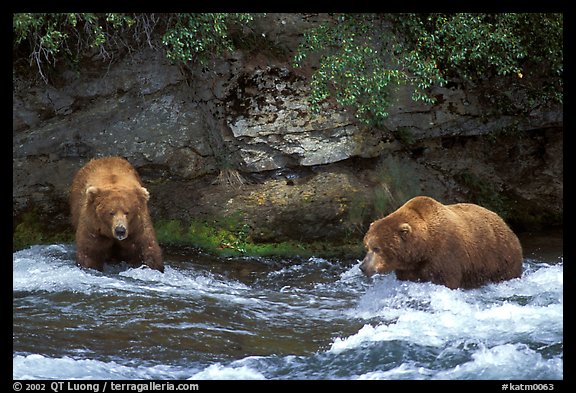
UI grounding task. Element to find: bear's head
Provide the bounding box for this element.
[359,196,435,277]
[86,185,150,241]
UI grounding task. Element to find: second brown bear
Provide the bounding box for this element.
[360,196,522,289]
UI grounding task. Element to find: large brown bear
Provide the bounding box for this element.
[359,196,522,289]
[70,156,164,272]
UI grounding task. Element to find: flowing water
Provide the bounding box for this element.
[13,231,563,380]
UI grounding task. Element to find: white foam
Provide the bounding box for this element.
[13,245,122,294]
[331,261,563,354]
[13,245,255,305]
[338,260,365,282]
[12,354,190,380]
[435,343,564,380]
[355,343,563,380]
[332,301,562,354]
[188,363,266,380]
[13,353,267,380]
[357,362,431,380]
[488,261,563,304]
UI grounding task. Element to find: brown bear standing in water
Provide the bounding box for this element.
[70,156,164,272]
[360,196,522,289]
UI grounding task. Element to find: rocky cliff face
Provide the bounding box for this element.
[13,14,563,250]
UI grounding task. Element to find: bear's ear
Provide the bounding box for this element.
[399,223,411,240]
[139,186,150,201]
[85,186,99,203]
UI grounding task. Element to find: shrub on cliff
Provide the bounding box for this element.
[13,13,254,82]
[14,13,562,125]
[294,13,563,126]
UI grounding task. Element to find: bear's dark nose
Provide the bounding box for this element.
[114,226,127,240]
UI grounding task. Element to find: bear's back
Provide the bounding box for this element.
[397,196,523,288]
[444,202,523,287]
[78,157,143,189]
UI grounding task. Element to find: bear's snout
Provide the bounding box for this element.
[360,250,394,277]
[359,260,370,276]
[114,225,127,241]
[111,213,128,240]
[359,254,375,277]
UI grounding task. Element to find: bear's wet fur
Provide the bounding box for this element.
[360,196,522,289]
[70,156,164,272]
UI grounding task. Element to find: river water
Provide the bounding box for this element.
[13,231,563,380]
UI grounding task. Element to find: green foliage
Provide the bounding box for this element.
[395,13,563,111]
[295,13,563,126]
[161,13,253,63]
[13,13,254,82]
[294,14,405,127]
[396,13,563,80]
[13,13,135,81]
[14,13,562,125]
[157,216,301,257]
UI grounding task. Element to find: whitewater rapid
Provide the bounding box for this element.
[13,243,563,380]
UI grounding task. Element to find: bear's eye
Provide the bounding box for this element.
[372,247,381,253]
[109,211,115,216]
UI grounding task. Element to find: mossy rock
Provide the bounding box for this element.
[13,210,74,251]
[154,218,363,259]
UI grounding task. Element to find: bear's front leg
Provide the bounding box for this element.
[131,223,164,273]
[123,238,163,272]
[142,240,164,273]
[76,245,106,271]
[75,231,110,271]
